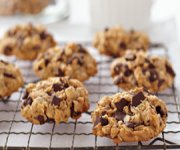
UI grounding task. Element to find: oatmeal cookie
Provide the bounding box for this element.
[111,51,175,92]
[0,23,56,60]
[33,43,97,82]
[92,88,167,144]
[93,26,150,57]
[0,60,24,99]
[21,77,89,124]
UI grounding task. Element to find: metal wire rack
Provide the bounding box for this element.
[0,42,180,150]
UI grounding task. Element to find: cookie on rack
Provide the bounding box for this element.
[33,43,97,82]
[93,26,150,57]
[91,88,167,144]
[0,23,56,60]
[0,60,24,99]
[21,76,89,124]
[111,50,175,92]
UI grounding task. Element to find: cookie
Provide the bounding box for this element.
[0,0,50,15]
[91,88,167,144]
[93,26,150,57]
[0,60,24,99]
[33,43,97,82]
[0,23,56,60]
[21,76,89,124]
[111,51,175,92]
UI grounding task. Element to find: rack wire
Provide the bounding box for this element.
[0,42,180,150]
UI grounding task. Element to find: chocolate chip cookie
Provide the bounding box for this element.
[21,77,89,124]
[0,23,56,60]
[111,51,175,92]
[33,43,97,82]
[0,60,24,99]
[93,26,150,57]
[91,88,167,144]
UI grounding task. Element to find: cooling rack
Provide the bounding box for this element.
[0,42,180,150]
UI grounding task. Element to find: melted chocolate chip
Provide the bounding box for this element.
[4,46,12,55]
[158,79,165,88]
[156,106,164,117]
[70,103,81,118]
[52,95,62,106]
[115,98,129,111]
[37,115,45,124]
[145,59,155,69]
[23,97,33,106]
[44,59,50,67]
[124,69,133,77]
[132,92,145,107]
[52,83,63,92]
[119,42,127,49]
[114,111,126,121]
[3,73,16,79]
[22,91,29,99]
[165,64,175,77]
[125,53,136,61]
[149,70,158,82]
[40,31,47,40]
[114,76,126,84]
[100,117,109,126]
[38,66,42,71]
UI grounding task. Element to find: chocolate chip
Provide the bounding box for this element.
[114,76,125,84]
[165,64,175,77]
[126,122,137,128]
[70,103,81,118]
[57,69,64,77]
[44,59,50,67]
[4,46,12,55]
[22,91,29,99]
[104,28,109,32]
[149,70,158,82]
[47,91,52,96]
[114,111,126,121]
[38,66,42,71]
[145,59,155,69]
[119,42,127,49]
[78,44,87,53]
[156,106,164,117]
[52,83,63,92]
[37,115,45,124]
[115,98,129,111]
[125,53,136,61]
[3,73,16,79]
[40,31,47,40]
[124,69,133,77]
[23,97,33,106]
[100,117,109,126]
[52,95,62,106]
[132,92,145,107]
[158,79,165,88]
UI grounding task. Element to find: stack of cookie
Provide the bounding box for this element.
[92,26,175,144]
[0,24,176,145]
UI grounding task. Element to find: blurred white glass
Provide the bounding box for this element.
[90,0,153,30]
